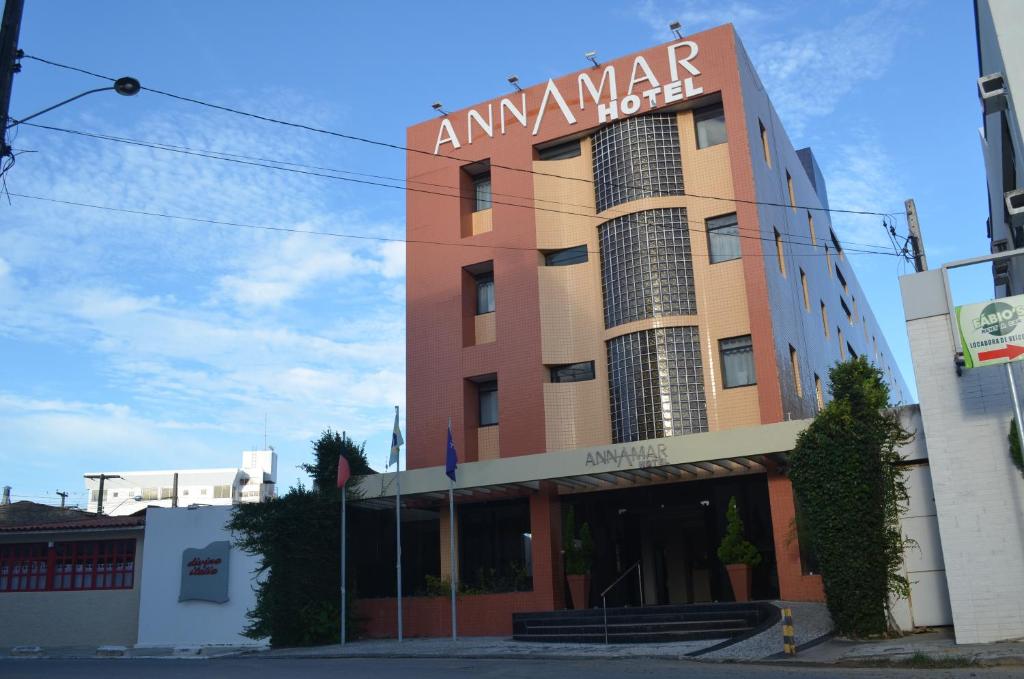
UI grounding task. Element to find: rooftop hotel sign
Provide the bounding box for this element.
[434,41,705,154]
[956,294,1024,369]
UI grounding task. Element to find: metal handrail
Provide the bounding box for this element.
[600,560,644,644]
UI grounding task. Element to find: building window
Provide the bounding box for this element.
[759,119,771,167]
[815,374,825,412]
[840,297,852,324]
[458,499,532,592]
[787,171,796,210]
[550,361,596,383]
[213,485,231,499]
[800,269,810,310]
[820,301,829,337]
[719,335,756,388]
[774,228,785,276]
[826,246,833,275]
[200,488,207,496]
[0,540,136,593]
[473,173,492,212]
[478,380,498,426]
[0,543,46,592]
[544,245,588,266]
[848,343,858,359]
[599,207,695,328]
[537,138,581,160]
[873,336,878,358]
[790,345,803,397]
[475,272,495,314]
[607,327,707,443]
[694,103,726,148]
[592,113,683,212]
[141,488,158,501]
[807,212,816,245]
[830,230,843,259]
[836,266,848,294]
[706,213,741,263]
[838,329,846,359]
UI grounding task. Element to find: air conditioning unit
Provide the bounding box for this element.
[994,259,1011,288]
[1007,188,1024,228]
[979,73,1007,114]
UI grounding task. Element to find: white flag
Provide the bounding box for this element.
[389,406,404,469]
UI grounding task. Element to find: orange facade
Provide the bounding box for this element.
[388,24,839,637]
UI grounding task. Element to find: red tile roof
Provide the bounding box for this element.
[0,501,146,533]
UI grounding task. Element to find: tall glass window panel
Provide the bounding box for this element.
[694,104,727,149]
[720,335,756,388]
[479,381,498,426]
[474,175,492,211]
[476,274,494,314]
[706,213,741,263]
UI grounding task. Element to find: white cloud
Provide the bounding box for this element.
[1,97,408,498]
[636,0,914,132]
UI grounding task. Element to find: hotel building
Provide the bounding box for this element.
[352,23,909,637]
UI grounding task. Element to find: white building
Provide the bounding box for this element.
[84,450,277,516]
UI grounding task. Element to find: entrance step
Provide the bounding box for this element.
[512,602,777,644]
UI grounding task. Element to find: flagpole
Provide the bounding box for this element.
[395,406,403,642]
[340,486,347,645]
[449,476,457,640]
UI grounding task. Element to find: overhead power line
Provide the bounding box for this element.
[20,120,898,254]
[7,191,901,258]
[20,53,903,221]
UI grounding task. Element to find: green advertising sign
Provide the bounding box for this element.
[956,294,1024,369]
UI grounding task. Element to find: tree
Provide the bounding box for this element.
[229,429,373,646]
[788,357,912,637]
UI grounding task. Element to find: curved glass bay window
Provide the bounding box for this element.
[607,327,708,443]
[592,112,684,213]
[599,207,695,329]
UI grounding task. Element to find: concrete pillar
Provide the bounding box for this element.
[766,465,825,602]
[529,483,565,610]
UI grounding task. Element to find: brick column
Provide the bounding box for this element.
[766,466,824,602]
[529,483,565,610]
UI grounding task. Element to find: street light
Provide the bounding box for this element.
[5,75,141,129]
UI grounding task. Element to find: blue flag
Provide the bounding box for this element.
[445,418,457,482]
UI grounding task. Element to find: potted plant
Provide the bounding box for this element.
[563,507,594,609]
[717,496,762,602]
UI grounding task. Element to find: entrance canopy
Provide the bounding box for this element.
[353,419,812,509]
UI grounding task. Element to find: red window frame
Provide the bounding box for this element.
[0,539,136,592]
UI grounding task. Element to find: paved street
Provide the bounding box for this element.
[2,657,1023,678]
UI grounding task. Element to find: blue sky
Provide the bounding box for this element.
[0,0,993,506]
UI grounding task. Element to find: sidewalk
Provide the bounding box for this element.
[786,628,1024,667]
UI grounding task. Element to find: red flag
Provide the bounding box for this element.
[337,454,351,488]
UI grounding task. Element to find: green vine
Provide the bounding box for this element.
[789,357,912,637]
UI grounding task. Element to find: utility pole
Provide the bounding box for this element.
[905,198,928,273]
[171,472,179,508]
[83,474,121,515]
[0,0,25,158]
[56,490,68,508]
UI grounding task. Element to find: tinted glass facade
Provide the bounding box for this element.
[599,207,695,328]
[592,113,684,213]
[607,327,708,443]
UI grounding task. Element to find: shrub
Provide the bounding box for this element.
[717,496,762,566]
[563,507,593,575]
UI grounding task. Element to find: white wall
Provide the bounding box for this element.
[136,506,266,648]
[901,270,1024,643]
